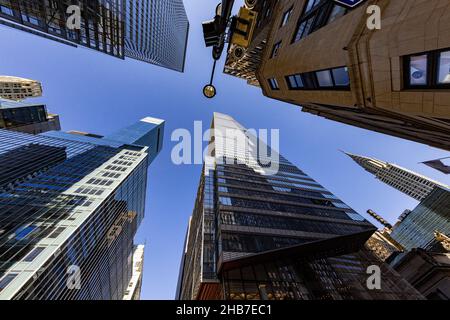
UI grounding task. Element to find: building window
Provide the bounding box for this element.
[280,7,293,28]
[270,41,282,58]
[292,0,349,43]
[404,49,450,88]
[0,274,17,293]
[438,51,450,84]
[285,67,350,90]
[286,74,304,89]
[316,70,334,87]
[268,78,280,90]
[23,247,45,262]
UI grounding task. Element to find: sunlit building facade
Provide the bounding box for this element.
[224,0,450,151]
[124,0,189,72]
[344,152,449,201]
[177,113,422,300]
[0,76,42,101]
[0,117,164,299]
[123,244,145,300]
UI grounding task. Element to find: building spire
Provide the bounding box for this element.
[367,209,393,230]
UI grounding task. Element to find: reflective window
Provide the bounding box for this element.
[316,70,333,87]
[409,54,428,85]
[332,67,350,86]
[280,7,293,27]
[268,78,280,90]
[438,51,450,84]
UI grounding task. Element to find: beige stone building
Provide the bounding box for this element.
[0,76,42,101]
[224,0,450,150]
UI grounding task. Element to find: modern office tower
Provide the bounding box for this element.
[0,0,125,58]
[222,0,450,150]
[0,1,189,71]
[177,112,423,300]
[124,0,189,72]
[0,117,164,299]
[123,244,145,300]
[0,98,60,134]
[0,76,42,101]
[344,152,449,201]
[389,187,450,251]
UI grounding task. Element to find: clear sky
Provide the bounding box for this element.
[1,0,449,300]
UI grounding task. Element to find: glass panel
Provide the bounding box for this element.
[294,75,304,87]
[438,51,450,84]
[316,70,333,87]
[409,54,428,85]
[332,67,350,86]
[328,5,347,24]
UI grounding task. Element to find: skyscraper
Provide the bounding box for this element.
[220,0,450,150]
[124,0,189,72]
[123,244,145,300]
[176,113,423,300]
[344,152,449,201]
[0,0,125,58]
[0,116,164,299]
[0,98,60,134]
[389,187,450,251]
[0,1,189,71]
[0,76,42,101]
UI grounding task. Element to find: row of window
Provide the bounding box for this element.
[270,0,350,60]
[269,67,350,91]
[405,48,450,88]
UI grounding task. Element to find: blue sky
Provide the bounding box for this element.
[1,0,449,300]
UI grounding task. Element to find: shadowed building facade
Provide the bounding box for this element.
[223,0,450,150]
[176,113,423,300]
[0,117,164,299]
[0,98,60,134]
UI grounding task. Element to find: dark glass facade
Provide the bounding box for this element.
[0,117,164,299]
[0,0,124,58]
[177,113,423,300]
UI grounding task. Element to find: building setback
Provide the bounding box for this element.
[176,112,423,300]
[223,0,450,150]
[0,76,42,101]
[0,98,60,134]
[0,117,164,299]
[344,152,449,201]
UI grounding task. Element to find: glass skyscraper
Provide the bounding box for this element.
[390,187,450,251]
[0,117,164,299]
[124,0,189,72]
[0,0,125,58]
[176,113,423,300]
[0,1,189,71]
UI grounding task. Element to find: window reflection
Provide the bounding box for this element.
[409,55,428,85]
[438,51,450,84]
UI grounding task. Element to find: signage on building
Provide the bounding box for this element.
[333,0,365,8]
